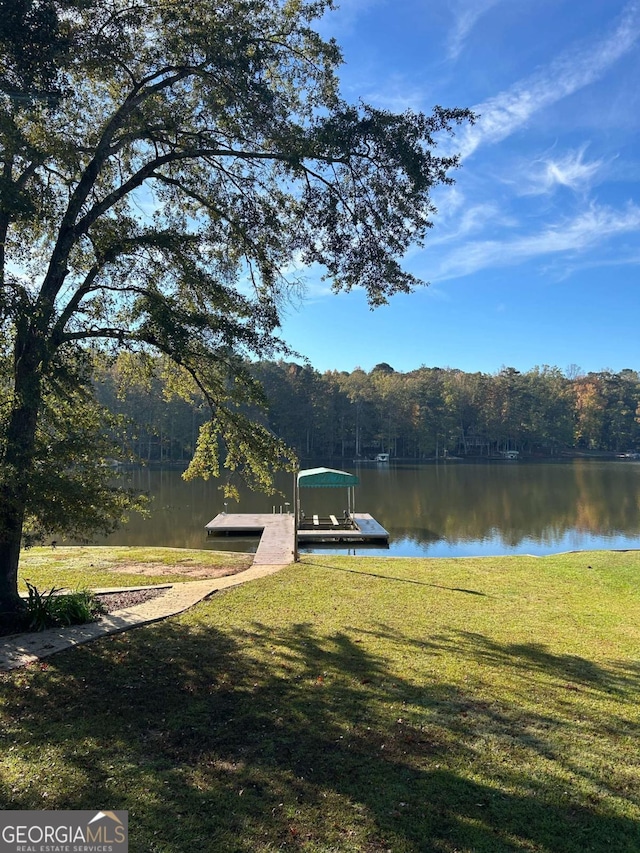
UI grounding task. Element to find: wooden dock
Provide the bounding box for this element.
[297,513,388,544]
[206,511,388,559]
[205,513,296,565]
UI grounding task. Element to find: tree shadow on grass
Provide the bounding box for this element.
[311,559,490,595]
[356,623,640,699]
[0,617,638,852]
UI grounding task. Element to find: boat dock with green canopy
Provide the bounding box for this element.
[296,466,361,532]
[294,465,387,544]
[207,466,387,553]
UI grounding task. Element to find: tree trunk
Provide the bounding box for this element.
[0,338,43,618]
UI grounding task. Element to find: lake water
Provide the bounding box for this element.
[93,459,640,557]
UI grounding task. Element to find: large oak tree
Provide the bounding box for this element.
[0,0,472,618]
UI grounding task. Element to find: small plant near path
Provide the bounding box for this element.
[26,583,106,631]
[0,582,108,636]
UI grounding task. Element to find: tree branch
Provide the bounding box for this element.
[37,66,200,306]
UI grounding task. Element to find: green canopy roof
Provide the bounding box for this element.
[297,467,359,488]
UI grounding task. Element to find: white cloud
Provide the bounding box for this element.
[359,74,427,112]
[456,1,640,158]
[430,200,513,245]
[447,0,504,60]
[430,202,640,280]
[540,248,640,281]
[519,145,605,195]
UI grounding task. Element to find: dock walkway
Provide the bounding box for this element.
[205,512,296,565]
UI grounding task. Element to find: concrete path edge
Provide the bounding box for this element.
[0,562,291,671]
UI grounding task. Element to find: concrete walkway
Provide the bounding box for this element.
[0,561,291,672]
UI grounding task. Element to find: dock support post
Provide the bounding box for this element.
[293,470,299,562]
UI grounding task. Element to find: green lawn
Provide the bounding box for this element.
[17,545,252,589]
[1,550,639,852]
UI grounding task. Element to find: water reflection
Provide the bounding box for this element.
[86,460,640,557]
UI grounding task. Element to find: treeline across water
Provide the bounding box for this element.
[94,357,640,463]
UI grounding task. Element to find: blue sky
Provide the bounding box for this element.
[277,0,640,376]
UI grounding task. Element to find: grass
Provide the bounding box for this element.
[18,545,253,590]
[1,549,639,852]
